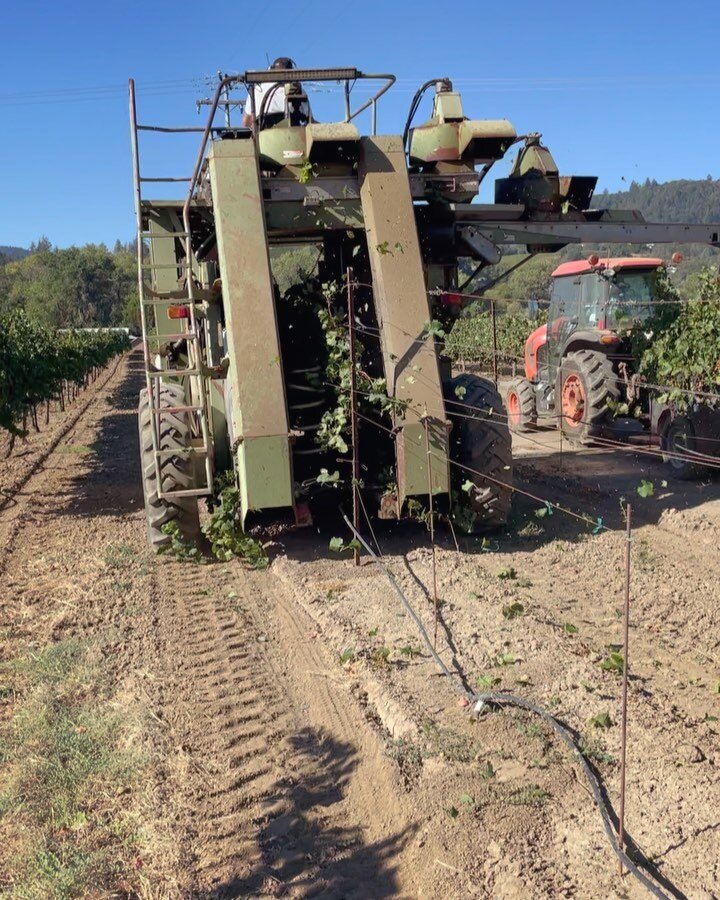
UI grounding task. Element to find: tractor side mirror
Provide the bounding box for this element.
[528,298,540,320]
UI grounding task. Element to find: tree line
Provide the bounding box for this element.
[0,238,139,331]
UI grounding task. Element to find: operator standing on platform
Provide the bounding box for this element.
[242,57,310,129]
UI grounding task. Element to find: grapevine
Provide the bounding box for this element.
[0,310,129,453]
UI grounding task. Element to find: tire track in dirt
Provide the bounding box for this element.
[140,552,422,898]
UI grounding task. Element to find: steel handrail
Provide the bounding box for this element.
[182,68,397,229]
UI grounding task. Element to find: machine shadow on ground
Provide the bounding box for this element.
[62,357,146,522]
[204,727,415,899]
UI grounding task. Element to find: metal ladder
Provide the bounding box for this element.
[129,79,214,502]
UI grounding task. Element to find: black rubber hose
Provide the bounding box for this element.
[402,77,449,150]
[342,514,679,900]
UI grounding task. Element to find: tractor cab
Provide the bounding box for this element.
[508,256,666,441]
[544,256,664,382]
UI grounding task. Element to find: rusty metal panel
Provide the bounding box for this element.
[207,139,294,518]
[358,135,449,503]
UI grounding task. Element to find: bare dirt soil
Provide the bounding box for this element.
[1,352,718,898]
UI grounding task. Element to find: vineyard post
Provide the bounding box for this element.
[422,408,440,647]
[491,298,498,387]
[346,267,360,567]
[618,502,633,876]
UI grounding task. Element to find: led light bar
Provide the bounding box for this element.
[244,68,359,84]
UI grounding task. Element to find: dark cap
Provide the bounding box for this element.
[272,57,295,70]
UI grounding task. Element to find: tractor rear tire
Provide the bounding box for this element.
[559,350,620,444]
[445,373,513,531]
[505,377,536,433]
[662,416,702,480]
[138,383,201,551]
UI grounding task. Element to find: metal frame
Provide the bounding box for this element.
[128,78,214,502]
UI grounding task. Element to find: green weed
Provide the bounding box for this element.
[600,651,625,675]
[160,522,205,563]
[507,784,550,806]
[202,488,269,568]
[101,542,135,570]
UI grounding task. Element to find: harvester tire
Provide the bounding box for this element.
[558,350,620,444]
[138,383,201,551]
[445,373,513,531]
[505,377,536,433]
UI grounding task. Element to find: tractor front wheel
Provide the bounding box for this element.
[445,374,513,531]
[558,350,620,444]
[138,383,201,550]
[505,377,536,433]
[663,416,702,480]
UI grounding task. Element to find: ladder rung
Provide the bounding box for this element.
[154,446,208,458]
[158,487,212,499]
[140,231,191,239]
[144,333,199,342]
[140,177,192,183]
[142,296,193,305]
[143,289,214,302]
[147,368,200,378]
[141,262,191,270]
[149,405,203,414]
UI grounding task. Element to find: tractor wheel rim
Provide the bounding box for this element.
[561,374,585,428]
[669,428,688,468]
[508,391,520,424]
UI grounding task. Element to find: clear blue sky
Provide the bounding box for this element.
[2,0,719,249]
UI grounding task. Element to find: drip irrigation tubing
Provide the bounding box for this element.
[341,514,679,900]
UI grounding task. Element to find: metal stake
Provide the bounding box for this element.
[618,502,633,876]
[423,409,440,646]
[491,298,499,387]
[347,268,360,567]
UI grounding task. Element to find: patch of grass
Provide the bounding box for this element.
[517,520,543,538]
[338,647,356,665]
[516,720,552,755]
[507,784,550,806]
[369,646,391,669]
[492,652,516,668]
[57,444,93,456]
[579,736,616,766]
[420,721,482,763]
[502,602,525,620]
[101,543,135,570]
[0,640,149,897]
[476,673,501,689]
[387,738,423,784]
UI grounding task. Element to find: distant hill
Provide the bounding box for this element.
[0,246,29,262]
[595,177,720,223]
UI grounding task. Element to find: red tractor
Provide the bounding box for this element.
[506,254,720,476]
[507,256,669,443]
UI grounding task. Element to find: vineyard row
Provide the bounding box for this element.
[0,311,130,457]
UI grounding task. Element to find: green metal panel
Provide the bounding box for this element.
[147,210,184,345]
[358,135,450,504]
[207,139,294,519]
[264,200,363,233]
